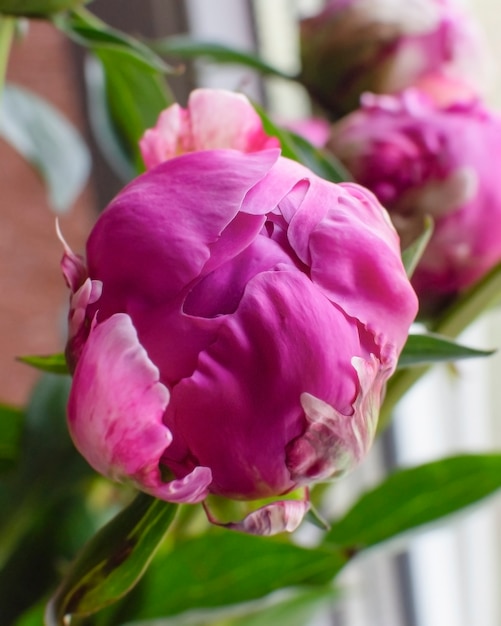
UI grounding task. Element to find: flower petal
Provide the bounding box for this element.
[165,269,363,499]
[87,149,281,311]
[67,313,212,503]
[189,88,280,153]
[139,89,279,169]
[286,354,390,483]
[203,499,310,536]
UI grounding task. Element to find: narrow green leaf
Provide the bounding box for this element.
[56,8,173,74]
[397,332,494,369]
[109,531,345,622]
[433,258,501,338]
[401,216,434,278]
[56,7,173,176]
[120,588,335,626]
[230,588,335,626]
[95,47,171,173]
[0,16,15,100]
[254,103,349,183]
[45,494,177,625]
[17,353,69,375]
[0,84,91,212]
[326,454,501,549]
[379,258,501,431]
[0,0,87,16]
[0,403,23,471]
[150,35,295,80]
[284,130,350,183]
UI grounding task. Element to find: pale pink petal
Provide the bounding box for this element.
[139,104,191,169]
[189,88,279,153]
[57,220,87,292]
[204,499,310,536]
[139,89,279,169]
[68,313,212,503]
[286,354,389,484]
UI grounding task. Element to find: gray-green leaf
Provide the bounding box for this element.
[326,454,501,549]
[0,83,91,212]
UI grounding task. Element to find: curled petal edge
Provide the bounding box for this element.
[57,219,87,292]
[287,354,389,484]
[203,498,310,536]
[68,313,212,504]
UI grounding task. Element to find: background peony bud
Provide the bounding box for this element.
[62,148,417,534]
[299,0,489,118]
[329,88,501,313]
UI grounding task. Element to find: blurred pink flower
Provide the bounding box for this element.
[299,0,489,118]
[329,88,501,312]
[283,117,331,148]
[61,148,417,535]
[139,88,279,169]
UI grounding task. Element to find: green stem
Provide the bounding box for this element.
[0,16,14,99]
[378,260,501,433]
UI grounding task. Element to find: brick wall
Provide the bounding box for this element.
[1,19,94,405]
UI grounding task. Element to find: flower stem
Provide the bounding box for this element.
[378,259,501,433]
[0,15,15,100]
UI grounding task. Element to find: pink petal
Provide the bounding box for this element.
[87,149,281,310]
[189,88,280,153]
[68,313,212,503]
[164,269,363,499]
[139,89,279,169]
[139,103,191,169]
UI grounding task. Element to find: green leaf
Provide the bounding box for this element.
[45,493,177,625]
[56,7,173,176]
[379,258,501,431]
[109,531,345,622]
[57,8,173,74]
[254,103,349,183]
[17,353,69,375]
[401,215,434,278]
[0,84,91,212]
[229,588,335,626]
[150,35,295,80]
[326,454,501,549]
[0,0,87,16]
[121,588,335,626]
[0,376,94,625]
[0,403,23,472]
[397,332,494,369]
[433,258,501,338]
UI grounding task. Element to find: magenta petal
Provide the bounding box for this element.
[67,313,212,503]
[87,149,281,308]
[165,269,363,499]
[204,499,310,536]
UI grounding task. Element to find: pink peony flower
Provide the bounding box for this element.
[329,88,501,312]
[299,0,489,118]
[61,149,417,535]
[139,88,279,169]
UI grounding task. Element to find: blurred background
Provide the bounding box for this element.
[2,1,501,624]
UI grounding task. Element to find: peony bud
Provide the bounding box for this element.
[61,93,417,535]
[329,88,501,313]
[299,0,489,118]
